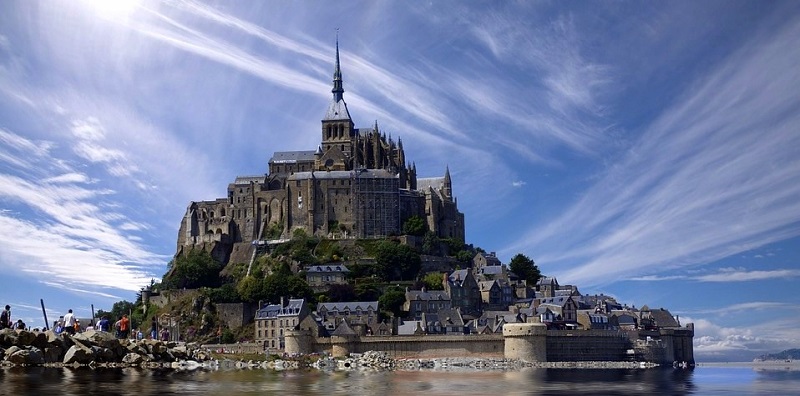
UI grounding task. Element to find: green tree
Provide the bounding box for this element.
[96,300,137,324]
[421,272,445,290]
[378,287,407,318]
[422,231,439,255]
[237,276,263,302]
[509,253,541,284]
[402,215,427,237]
[205,283,241,303]
[375,240,421,281]
[163,248,222,289]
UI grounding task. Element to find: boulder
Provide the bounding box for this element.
[7,347,44,365]
[122,353,144,365]
[43,346,63,363]
[14,330,37,346]
[74,330,118,349]
[63,344,94,364]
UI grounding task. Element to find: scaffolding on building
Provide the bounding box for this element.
[351,168,400,238]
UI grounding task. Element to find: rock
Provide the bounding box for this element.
[63,344,94,365]
[43,346,63,363]
[7,347,45,365]
[74,330,118,349]
[14,330,37,346]
[122,353,144,365]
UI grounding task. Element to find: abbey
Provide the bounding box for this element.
[176,42,465,264]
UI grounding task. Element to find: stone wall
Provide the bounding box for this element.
[546,330,632,362]
[216,303,257,329]
[299,334,505,359]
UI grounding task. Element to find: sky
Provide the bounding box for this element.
[1,0,798,362]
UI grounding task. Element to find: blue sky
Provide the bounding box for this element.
[1,0,798,362]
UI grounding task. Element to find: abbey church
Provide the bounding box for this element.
[176,42,465,264]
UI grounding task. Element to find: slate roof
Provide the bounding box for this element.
[269,150,316,164]
[649,308,680,328]
[477,266,505,276]
[255,298,305,319]
[287,169,396,180]
[233,176,266,184]
[324,98,352,120]
[331,320,357,336]
[318,301,378,313]
[406,289,449,301]
[306,264,350,274]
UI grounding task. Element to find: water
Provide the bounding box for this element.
[1,365,799,395]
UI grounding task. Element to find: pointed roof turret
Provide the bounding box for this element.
[324,34,352,121]
[332,34,344,102]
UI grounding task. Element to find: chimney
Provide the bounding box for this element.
[280,296,285,307]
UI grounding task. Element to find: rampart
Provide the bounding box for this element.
[546,330,631,362]
[288,333,505,359]
[286,323,694,364]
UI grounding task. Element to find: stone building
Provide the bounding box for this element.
[254,298,308,352]
[316,301,379,334]
[444,269,482,317]
[174,41,465,265]
[305,264,349,291]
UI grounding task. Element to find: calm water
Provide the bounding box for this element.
[1,365,799,395]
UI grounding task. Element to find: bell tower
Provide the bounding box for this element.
[321,36,355,166]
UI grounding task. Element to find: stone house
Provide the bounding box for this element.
[305,263,349,291]
[444,269,482,317]
[478,279,515,310]
[254,298,308,352]
[535,295,579,329]
[403,287,451,320]
[577,310,611,330]
[316,301,379,333]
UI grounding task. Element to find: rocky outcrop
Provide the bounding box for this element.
[0,328,211,367]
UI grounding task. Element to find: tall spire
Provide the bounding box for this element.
[332,31,344,102]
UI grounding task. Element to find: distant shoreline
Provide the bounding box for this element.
[697,361,800,370]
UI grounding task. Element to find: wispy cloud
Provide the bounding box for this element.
[696,269,800,282]
[0,129,165,292]
[504,16,800,287]
[628,268,800,283]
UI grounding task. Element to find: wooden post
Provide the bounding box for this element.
[40,299,49,330]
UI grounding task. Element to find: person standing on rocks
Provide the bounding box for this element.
[63,309,77,335]
[150,317,158,339]
[98,316,110,332]
[119,314,130,339]
[0,305,10,329]
[0,305,12,329]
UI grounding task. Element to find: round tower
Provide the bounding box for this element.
[503,322,547,362]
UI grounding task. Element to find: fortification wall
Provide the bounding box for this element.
[148,289,196,308]
[312,335,505,358]
[217,302,257,329]
[545,330,632,362]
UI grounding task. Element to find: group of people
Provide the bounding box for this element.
[57,310,132,339]
[1,305,26,330]
[3,304,170,341]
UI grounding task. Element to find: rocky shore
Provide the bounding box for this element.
[0,328,211,367]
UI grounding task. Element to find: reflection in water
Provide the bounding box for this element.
[1,366,798,395]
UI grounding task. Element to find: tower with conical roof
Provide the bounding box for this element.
[321,35,355,164]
